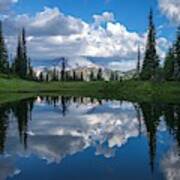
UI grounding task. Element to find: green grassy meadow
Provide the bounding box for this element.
[0,74,180,103]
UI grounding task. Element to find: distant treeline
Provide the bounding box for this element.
[38,63,106,82]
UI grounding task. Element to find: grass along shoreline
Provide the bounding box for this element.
[1,75,180,103]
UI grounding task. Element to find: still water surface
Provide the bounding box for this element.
[0,96,179,180]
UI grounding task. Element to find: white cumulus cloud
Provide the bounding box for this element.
[158,0,180,24]
[1,7,170,71]
[93,11,115,26]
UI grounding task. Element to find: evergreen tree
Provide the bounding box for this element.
[73,70,76,81]
[110,71,115,81]
[80,71,84,81]
[0,21,9,73]
[119,76,123,82]
[52,67,58,81]
[14,28,28,78]
[22,28,28,77]
[39,72,43,81]
[140,9,159,81]
[164,47,175,81]
[97,68,103,81]
[115,72,119,81]
[90,70,94,81]
[174,27,180,80]
[61,58,66,81]
[11,61,15,74]
[27,58,34,80]
[15,36,23,76]
[46,73,49,82]
[136,44,141,77]
[65,71,68,81]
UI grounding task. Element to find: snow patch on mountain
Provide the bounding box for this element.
[62,56,100,70]
[33,56,100,75]
[33,56,136,80]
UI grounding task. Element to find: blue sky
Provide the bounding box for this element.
[13,0,175,38]
[0,0,179,71]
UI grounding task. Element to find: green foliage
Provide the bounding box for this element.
[0,76,180,103]
[61,58,66,81]
[14,36,23,76]
[97,68,103,81]
[174,27,180,80]
[0,21,9,74]
[163,26,180,81]
[90,70,95,81]
[135,44,141,79]
[14,28,30,79]
[22,28,28,76]
[39,72,43,82]
[73,70,76,81]
[52,67,58,81]
[0,21,34,80]
[110,71,115,81]
[46,73,49,82]
[164,47,175,81]
[65,71,70,81]
[80,72,84,81]
[27,58,34,80]
[140,10,159,81]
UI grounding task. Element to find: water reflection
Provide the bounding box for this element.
[161,144,180,180]
[0,96,179,180]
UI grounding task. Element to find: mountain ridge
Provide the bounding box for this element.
[32,56,136,80]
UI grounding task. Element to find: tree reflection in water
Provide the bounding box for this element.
[0,96,179,179]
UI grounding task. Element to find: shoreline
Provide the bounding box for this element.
[1,79,180,103]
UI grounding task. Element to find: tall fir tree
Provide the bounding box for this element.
[52,67,58,81]
[174,27,180,80]
[65,71,69,81]
[22,28,28,77]
[27,58,34,80]
[15,36,23,76]
[73,70,76,81]
[39,72,43,81]
[80,71,84,81]
[61,58,66,81]
[110,71,115,81]
[0,21,9,74]
[136,44,141,76]
[164,46,175,81]
[90,70,94,81]
[46,73,49,82]
[140,9,159,81]
[97,68,103,81]
[115,72,119,81]
[14,28,28,78]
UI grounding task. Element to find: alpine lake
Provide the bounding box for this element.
[0,95,179,180]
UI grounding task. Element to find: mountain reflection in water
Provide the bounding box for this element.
[0,96,179,180]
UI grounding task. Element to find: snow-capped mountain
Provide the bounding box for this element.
[33,56,136,81]
[33,56,99,76]
[62,56,100,70]
[33,57,99,71]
